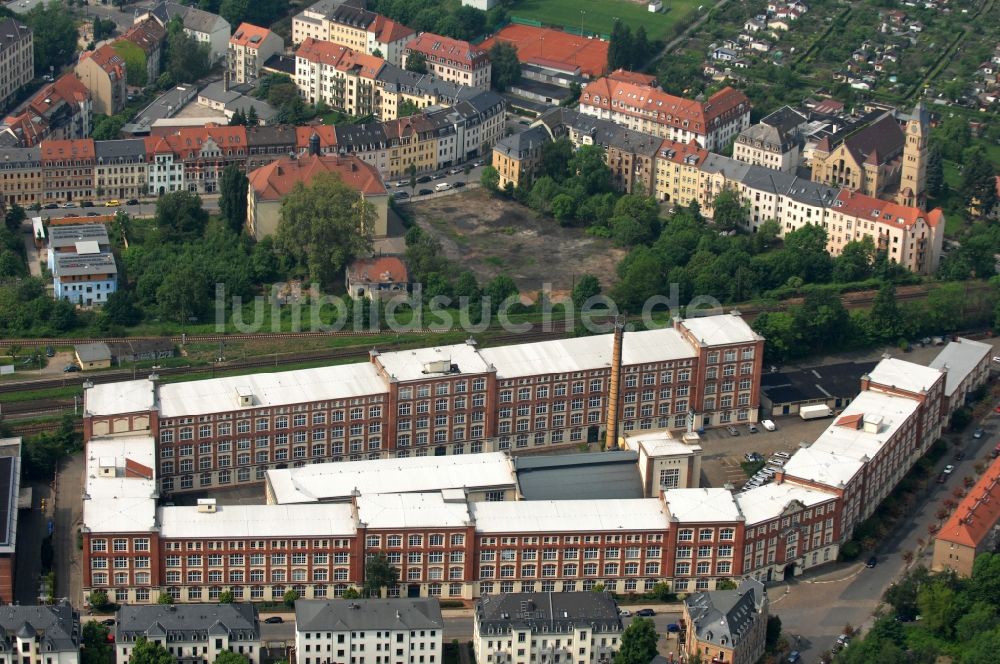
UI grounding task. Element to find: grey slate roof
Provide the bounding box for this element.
[0,602,80,654]
[117,603,260,643]
[736,164,840,206]
[556,108,661,157]
[0,17,31,57]
[0,146,42,167]
[475,592,622,634]
[514,451,644,500]
[75,342,112,363]
[334,122,389,151]
[198,81,277,123]
[295,599,443,632]
[95,139,147,162]
[247,124,298,149]
[700,153,751,180]
[375,65,475,103]
[684,578,766,649]
[157,2,229,35]
[493,125,550,159]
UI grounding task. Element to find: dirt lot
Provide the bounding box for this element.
[410,190,626,299]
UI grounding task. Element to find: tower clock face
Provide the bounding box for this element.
[910,124,918,134]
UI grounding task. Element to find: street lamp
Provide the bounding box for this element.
[580,10,586,37]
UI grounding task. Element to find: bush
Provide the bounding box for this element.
[840,540,861,561]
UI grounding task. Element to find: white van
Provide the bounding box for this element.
[434,182,452,192]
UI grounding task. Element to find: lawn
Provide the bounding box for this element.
[508,0,701,41]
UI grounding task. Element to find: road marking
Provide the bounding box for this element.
[802,565,865,584]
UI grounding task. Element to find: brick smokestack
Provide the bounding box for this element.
[605,317,625,450]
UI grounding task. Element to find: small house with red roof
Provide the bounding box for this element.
[933,456,1000,576]
[346,256,410,300]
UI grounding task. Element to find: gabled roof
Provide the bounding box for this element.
[40,139,96,162]
[347,256,409,285]
[117,603,259,641]
[120,18,166,54]
[833,189,945,231]
[685,578,767,649]
[476,592,620,632]
[405,32,487,65]
[368,15,414,44]
[0,18,31,55]
[936,456,1000,548]
[0,603,79,653]
[81,44,126,79]
[295,599,442,633]
[248,153,386,201]
[230,23,276,49]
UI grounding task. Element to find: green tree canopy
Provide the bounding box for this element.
[81,622,113,664]
[129,637,173,664]
[155,191,209,243]
[274,172,376,286]
[219,164,249,234]
[614,618,658,664]
[165,17,210,84]
[214,652,249,664]
[25,2,77,77]
[572,274,601,310]
[364,553,399,598]
[489,42,521,92]
[405,51,428,74]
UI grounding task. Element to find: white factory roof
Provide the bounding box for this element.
[679,314,762,346]
[158,503,356,538]
[266,452,515,504]
[157,362,387,417]
[374,342,492,382]
[622,430,701,457]
[85,379,156,416]
[663,488,743,523]
[928,337,992,398]
[735,482,838,526]
[479,327,695,380]
[357,492,473,529]
[783,389,920,488]
[83,436,157,533]
[866,357,942,394]
[470,499,668,533]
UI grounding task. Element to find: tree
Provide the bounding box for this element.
[89,590,111,611]
[343,586,361,599]
[961,146,997,216]
[489,42,521,92]
[128,637,174,664]
[283,588,299,608]
[364,553,399,598]
[81,622,113,664]
[25,3,77,76]
[832,237,876,282]
[607,21,633,71]
[275,172,376,286]
[538,138,573,181]
[214,652,249,664]
[405,51,428,74]
[218,590,235,604]
[219,165,249,234]
[101,290,141,327]
[165,17,210,84]
[568,145,612,195]
[926,145,944,198]
[93,17,117,41]
[91,114,126,141]
[867,282,903,341]
[484,275,518,313]
[614,618,658,664]
[155,191,208,242]
[572,274,601,309]
[156,592,173,604]
[712,189,747,232]
[4,203,26,232]
[934,114,971,162]
[765,615,782,650]
[917,580,959,638]
[480,166,500,192]
[398,100,420,118]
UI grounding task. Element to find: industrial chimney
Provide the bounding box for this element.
[604,317,625,450]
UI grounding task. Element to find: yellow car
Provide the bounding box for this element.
[105,200,121,207]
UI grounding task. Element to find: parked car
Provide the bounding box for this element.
[393,191,410,200]
[761,419,776,431]
[618,609,631,617]
[101,619,116,626]
[418,188,433,196]
[126,198,140,206]
[995,405,1000,413]
[63,364,80,372]
[943,464,955,474]
[43,203,59,209]
[666,624,681,633]
[768,458,785,467]
[973,428,985,439]
[452,181,465,188]
[45,346,54,357]
[105,200,121,207]
[865,556,877,568]
[726,425,739,436]
[744,452,763,463]
[937,473,947,484]
[61,201,77,208]
[263,616,284,624]
[473,160,484,167]
[417,176,432,184]
[747,423,758,433]
[773,451,791,460]
[65,213,79,217]
[449,167,462,174]
[80,201,94,207]
[787,652,800,663]
[635,608,655,617]
[430,173,443,180]
[86,212,99,217]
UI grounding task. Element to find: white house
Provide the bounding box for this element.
[138,2,232,64]
[116,604,262,664]
[295,599,443,664]
[0,602,80,664]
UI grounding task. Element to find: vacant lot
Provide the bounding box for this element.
[509,0,700,41]
[410,190,626,300]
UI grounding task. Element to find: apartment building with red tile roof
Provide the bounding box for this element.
[404,32,491,90]
[117,18,167,86]
[1,74,92,147]
[228,23,285,84]
[74,44,127,116]
[295,38,385,117]
[579,74,750,151]
[246,152,388,240]
[145,125,248,194]
[933,456,1000,576]
[366,15,414,67]
[40,139,97,202]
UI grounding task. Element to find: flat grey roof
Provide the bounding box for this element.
[48,224,110,249]
[54,253,117,277]
[515,451,644,500]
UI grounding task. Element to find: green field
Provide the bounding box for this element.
[508,0,701,41]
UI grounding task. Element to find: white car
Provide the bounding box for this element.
[768,458,785,468]
[761,419,776,431]
[773,451,791,460]
[943,464,955,474]
[618,609,631,617]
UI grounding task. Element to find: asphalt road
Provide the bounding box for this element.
[389,163,487,202]
[34,197,220,221]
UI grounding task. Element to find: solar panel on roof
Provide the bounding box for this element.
[0,457,12,545]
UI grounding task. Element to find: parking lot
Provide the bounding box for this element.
[698,416,833,488]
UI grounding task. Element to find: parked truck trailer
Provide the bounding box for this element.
[799,404,832,420]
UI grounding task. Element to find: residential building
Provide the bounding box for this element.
[682,578,768,664]
[928,337,993,418]
[579,71,750,151]
[41,139,96,202]
[295,599,442,664]
[492,125,550,189]
[653,138,710,206]
[118,18,167,86]
[229,24,285,85]
[0,601,80,664]
[294,38,385,117]
[381,113,438,178]
[196,81,277,126]
[374,66,478,121]
[53,253,118,305]
[346,256,409,300]
[139,2,231,64]
[473,592,621,664]
[366,15,415,68]
[404,33,491,91]
[246,125,298,170]
[1,74,92,147]
[46,223,111,269]
[292,1,414,67]
[0,18,33,111]
[95,139,148,201]
[144,134,185,195]
[0,438,21,605]
[0,146,43,207]
[932,456,1000,577]
[246,149,388,240]
[733,106,806,173]
[74,45,127,116]
[116,603,262,664]
[331,122,389,175]
[147,125,249,194]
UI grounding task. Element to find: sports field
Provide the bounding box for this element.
[508,0,702,41]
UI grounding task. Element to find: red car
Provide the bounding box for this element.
[994,405,1000,413]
